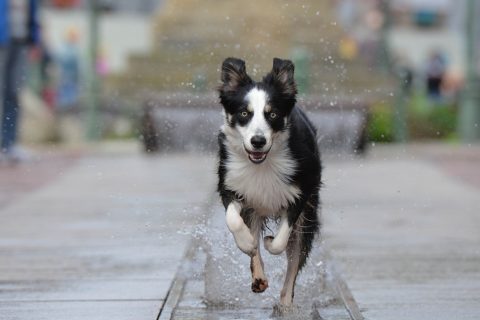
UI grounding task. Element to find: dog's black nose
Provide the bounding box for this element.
[251,135,266,149]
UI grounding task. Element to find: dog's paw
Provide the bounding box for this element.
[263,235,274,253]
[238,242,257,256]
[234,232,257,256]
[263,236,274,243]
[251,278,269,293]
[263,235,283,255]
[264,235,289,255]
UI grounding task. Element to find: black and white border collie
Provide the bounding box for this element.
[217,57,322,307]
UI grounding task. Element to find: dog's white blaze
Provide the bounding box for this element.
[239,88,272,150]
[223,124,300,214]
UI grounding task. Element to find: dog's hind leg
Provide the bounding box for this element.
[279,225,303,306]
[280,211,318,306]
[248,217,268,293]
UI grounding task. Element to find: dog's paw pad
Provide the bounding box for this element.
[251,278,269,293]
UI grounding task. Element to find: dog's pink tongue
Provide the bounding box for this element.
[251,152,264,159]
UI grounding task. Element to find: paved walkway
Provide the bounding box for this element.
[323,144,480,320]
[0,150,80,209]
[0,143,479,319]
[0,149,215,319]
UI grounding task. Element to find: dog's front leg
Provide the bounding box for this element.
[263,211,292,255]
[250,217,268,293]
[225,201,256,256]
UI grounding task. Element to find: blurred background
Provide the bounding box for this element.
[1,1,480,319]
[3,0,480,153]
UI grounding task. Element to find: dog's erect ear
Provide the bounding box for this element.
[220,57,252,91]
[269,58,297,97]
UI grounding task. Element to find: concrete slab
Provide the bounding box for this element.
[0,153,215,319]
[0,151,79,208]
[323,145,480,320]
[0,300,161,320]
[2,144,479,319]
[0,279,171,301]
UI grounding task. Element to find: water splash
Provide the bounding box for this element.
[192,203,333,309]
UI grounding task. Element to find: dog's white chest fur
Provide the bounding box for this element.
[223,129,300,215]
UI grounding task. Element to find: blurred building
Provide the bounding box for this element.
[336,0,480,97]
[389,0,464,73]
[106,0,393,99]
[42,0,164,73]
[48,0,162,14]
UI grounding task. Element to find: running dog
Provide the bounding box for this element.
[217,57,322,306]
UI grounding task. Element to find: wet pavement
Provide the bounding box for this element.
[0,143,479,319]
[0,150,81,209]
[323,144,480,320]
[0,150,215,320]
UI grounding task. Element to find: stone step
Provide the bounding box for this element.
[139,93,370,154]
[106,0,393,98]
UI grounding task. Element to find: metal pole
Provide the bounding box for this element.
[86,0,100,140]
[380,0,408,142]
[459,0,480,141]
[393,68,409,143]
[379,0,392,73]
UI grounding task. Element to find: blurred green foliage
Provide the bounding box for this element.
[367,102,395,142]
[367,91,458,142]
[408,93,457,140]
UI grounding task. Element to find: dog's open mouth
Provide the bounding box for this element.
[246,149,268,164]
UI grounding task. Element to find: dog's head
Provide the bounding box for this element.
[218,57,297,164]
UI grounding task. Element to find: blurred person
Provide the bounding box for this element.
[425,51,447,101]
[26,24,55,109]
[338,35,358,61]
[96,46,109,76]
[0,0,40,163]
[56,27,80,109]
[0,0,7,121]
[442,68,463,102]
[32,24,55,109]
[38,36,55,109]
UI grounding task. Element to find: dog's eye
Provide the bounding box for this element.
[269,112,277,119]
[241,111,248,117]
